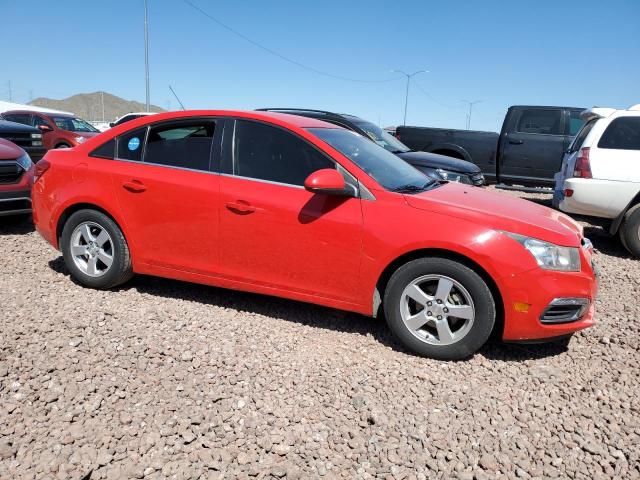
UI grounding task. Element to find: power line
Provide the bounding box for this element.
[182,0,400,84]
[412,80,461,109]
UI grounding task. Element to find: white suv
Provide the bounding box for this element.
[553,104,640,256]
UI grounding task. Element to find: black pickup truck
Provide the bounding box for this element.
[396,105,585,189]
[0,120,46,162]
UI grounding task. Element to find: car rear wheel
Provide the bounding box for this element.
[61,209,133,289]
[55,143,71,149]
[383,257,495,360]
[620,205,640,257]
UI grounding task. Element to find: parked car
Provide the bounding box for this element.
[0,138,35,217]
[258,109,484,186]
[109,112,156,128]
[396,105,586,189]
[1,110,100,149]
[553,104,640,256]
[0,119,45,162]
[31,110,596,360]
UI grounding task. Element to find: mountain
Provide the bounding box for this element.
[29,92,165,122]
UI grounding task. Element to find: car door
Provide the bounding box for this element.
[109,118,222,275]
[218,119,364,303]
[500,108,566,185]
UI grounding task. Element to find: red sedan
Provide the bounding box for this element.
[31,110,597,359]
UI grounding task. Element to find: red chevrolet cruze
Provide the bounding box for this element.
[31,111,597,359]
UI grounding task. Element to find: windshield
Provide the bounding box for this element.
[309,128,432,191]
[352,119,410,153]
[52,116,99,133]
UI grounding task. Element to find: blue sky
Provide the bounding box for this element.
[1,0,639,131]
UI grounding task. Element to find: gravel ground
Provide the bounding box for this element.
[1,189,639,480]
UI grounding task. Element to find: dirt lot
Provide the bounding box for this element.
[1,189,639,480]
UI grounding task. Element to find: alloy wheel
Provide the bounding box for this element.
[70,221,114,277]
[400,274,475,346]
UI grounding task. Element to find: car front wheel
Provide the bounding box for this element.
[620,205,640,257]
[384,257,495,360]
[61,209,133,289]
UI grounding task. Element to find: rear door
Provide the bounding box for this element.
[499,108,565,185]
[109,118,222,274]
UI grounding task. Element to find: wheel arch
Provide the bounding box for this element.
[374,248,505,337]
[609,191,640,235]
[55,202,130,250]
[425,143,471,161]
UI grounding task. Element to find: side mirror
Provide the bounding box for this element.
[304,169,351,196]
[38,124,53,132]
[109,122,115,128]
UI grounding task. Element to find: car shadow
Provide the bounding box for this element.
[583,225,632,259]
[0,215,34,235]
[48,256,571,362]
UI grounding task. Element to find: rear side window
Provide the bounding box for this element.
[516,109,562,135]
[4,113,32,126]
[233,120,334,186]
[91,139,115,159]
[117,127,147,161]
[144,121,215,171]
[598,117,640,150]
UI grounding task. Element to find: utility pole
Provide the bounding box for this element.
[392,70,428,125]
[462,100,482,130]
[101,91,105,121]
[169,85,185,110]
[144,0,150,112]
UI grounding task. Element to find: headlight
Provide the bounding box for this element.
[74,136,86,144]
[16,152,33,171]
[30,133,42,139]
[503,232,580,272]
[435,168,464,183]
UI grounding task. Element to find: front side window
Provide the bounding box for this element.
[516,109,562,135]
[117,127,147,161]
[144,121,215,171]
[234,120,334,186]
[52,116,99,133]
[32,115,53,129]
[598,117,640,151]
[309,128,431,191]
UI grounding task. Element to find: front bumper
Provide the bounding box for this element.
[500,256,597,342]
[0,189,32,216]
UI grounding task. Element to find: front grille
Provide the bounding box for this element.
[0,198,31,213]
[0,162,23,184]
[1,132,34,148]
[540,298,590,324]
[471,173,485,186]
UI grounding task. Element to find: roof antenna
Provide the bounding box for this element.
[169,85,186,110]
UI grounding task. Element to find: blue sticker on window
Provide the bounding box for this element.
[128,137,140,151]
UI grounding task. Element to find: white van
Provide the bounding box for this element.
[553,104,640,256]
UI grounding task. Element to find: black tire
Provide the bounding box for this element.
[55,143,71,149]
[620,205,640,258]
[60,209,133,289]
[383,257,495,360]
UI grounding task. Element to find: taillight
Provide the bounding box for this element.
[573,148,592,178]
[34,159,51,180]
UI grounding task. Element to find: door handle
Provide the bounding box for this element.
[508,139,524,145]
[122,180,147,193]
[226,201,257,215]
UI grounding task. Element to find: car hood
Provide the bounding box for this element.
[396,151,480,174]
[0,120,39,134]
[405,183,583,247]
[0,138,24,160]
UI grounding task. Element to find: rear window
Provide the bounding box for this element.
[568,118,598,152]
[516,109,562,135]
[598,117,640,151]
[568,110,585,136]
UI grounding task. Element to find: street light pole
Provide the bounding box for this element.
[462,100,482,130]
[144,0,150,112]
[392,70,427,125]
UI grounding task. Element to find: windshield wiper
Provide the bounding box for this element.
[391,183,431,194]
